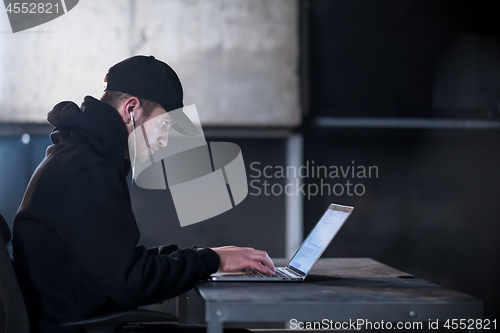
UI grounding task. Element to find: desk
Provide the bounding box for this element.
[191,258,483,333]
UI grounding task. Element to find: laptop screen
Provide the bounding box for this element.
[288,206,351,274]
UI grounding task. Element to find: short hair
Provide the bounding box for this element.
[100,73,161,118]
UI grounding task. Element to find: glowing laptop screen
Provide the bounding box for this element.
[288,208,350,274]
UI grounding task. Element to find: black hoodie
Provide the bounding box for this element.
[12,96,219,333]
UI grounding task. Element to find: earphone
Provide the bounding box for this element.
[130,112,137,180]
[129,111,139,220]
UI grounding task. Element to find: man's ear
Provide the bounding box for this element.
[119,97,141,124]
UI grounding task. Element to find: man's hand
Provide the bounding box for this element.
[211,246,275,276]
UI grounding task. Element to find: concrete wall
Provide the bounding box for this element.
[0,0,300,126]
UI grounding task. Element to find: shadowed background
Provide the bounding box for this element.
[1,0,499,325]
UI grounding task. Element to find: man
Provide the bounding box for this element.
[12,55,274,333]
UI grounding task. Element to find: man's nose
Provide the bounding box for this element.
[158,133,168,147]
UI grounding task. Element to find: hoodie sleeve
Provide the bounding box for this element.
[55,162,219,309]
[147,244,180,255]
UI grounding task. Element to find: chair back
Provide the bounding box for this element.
[0,214,30,333]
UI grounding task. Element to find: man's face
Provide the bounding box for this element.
[128,107,173,162]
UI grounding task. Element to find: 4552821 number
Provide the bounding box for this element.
[444,319,496,330]
[5,2,60,14]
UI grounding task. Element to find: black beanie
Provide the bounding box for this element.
[104,55,183,112]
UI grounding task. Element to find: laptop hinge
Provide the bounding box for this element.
[285,265,306,278]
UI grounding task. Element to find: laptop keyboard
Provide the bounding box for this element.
[241,267,293,278]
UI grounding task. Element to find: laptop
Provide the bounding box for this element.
[210,203,353,281]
